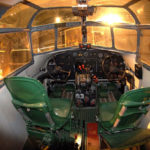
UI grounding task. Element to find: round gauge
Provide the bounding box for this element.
[83,52,88,57]
[93,52,97,56]
[73,52,77,57]
[98,53,103,58]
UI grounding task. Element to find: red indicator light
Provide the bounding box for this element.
[93,75,96,79]
[93,75,98,83]
[75,134,77,140]
[79,44,84,49]
[87,44,91,49]
[82,64,85,69]
[79,65,82,70]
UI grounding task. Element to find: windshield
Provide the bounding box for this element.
[0,0,150,80]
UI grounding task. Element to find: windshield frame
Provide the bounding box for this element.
[1,2,150,86]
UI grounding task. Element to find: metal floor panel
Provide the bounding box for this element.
[73,107,97,122]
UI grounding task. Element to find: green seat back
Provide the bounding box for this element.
[4,76,49,104]
[101,87,150,131]
[4,77,72,131]
[4,76,53,128]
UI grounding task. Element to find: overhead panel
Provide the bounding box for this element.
[130,0,150,24]
[0,3,36,28]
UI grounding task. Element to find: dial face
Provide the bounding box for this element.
[83,51,88,57]
[73,52,77,57]
[98,53,103,58]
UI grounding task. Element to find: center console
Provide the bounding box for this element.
[74,62,97,107]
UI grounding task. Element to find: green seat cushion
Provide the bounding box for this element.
[101,128,150,149]
[50,98,71,118]
[99,102,117,121]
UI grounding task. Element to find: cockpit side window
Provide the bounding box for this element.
[139,29,150,66]
[32,29,55,54]
[130,0,150,24]
[114,28,137,52]
[0,32,32,80]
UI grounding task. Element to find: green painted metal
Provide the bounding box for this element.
[49,84,75,98]
[4,76,72,132]
[5,76,150,149]
[101,128,150,149]
[99,102,118,122]
[50,98,72,118]
[27,126,55,142]
[26,126,75,149]
[98,87,150,132]
[98,87,108,98]
[49,86,63,98]
[107,83,117,91]
[65,84,75,92]
[98,83,121,100]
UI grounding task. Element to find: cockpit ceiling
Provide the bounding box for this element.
[26,0,132,7]
[1,0,150,28]
[0,0,134,7]
[0,0,22,6]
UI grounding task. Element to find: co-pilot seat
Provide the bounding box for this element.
[4,77,72,134]
[98,87,150,149]
[99,87,150,132]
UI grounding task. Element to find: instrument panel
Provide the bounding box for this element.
[46,49,125,80]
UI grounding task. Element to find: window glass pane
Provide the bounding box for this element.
[114,28,137,52]
[87,26,112,47]
[89,0,132,6]
[87,7,135,24]
[32,8,80,27]
[139,30,150,65]
[32,29,55,54]
[130,0,150,24]
[28,0,76,8]
[0,32,31,80]
[57,27,82,49]
[0,3,36,28]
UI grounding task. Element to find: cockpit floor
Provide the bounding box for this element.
[72,106,97,123]
[98,82,122,103]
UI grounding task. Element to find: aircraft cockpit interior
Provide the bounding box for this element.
[37,48,126,108]
[1,0,150,150]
